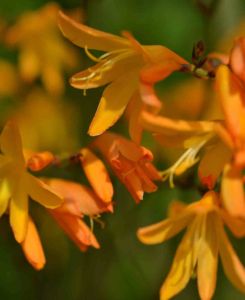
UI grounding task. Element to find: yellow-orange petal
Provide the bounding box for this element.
[140,59,181,84]
[198,141,231,189]
[0,178,11,217]
[58,11,129,52]
[0,121,25,164]
[216,65,245,144]
[26,173,63,208]
[70,50,139,90]
[197,213,218,300]
[140,111,214,135]
[21,217,46,270]
[88,71,138,136]
[137,209,193,245]
[221,164,245,218]
[160,217,200,300]
[221,210,245,238]
[217,217,245,293]
[80,148,113,203]
[10,180,28,243]
[47,178,112,216]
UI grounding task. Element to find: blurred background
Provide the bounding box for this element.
[0,0,245,299]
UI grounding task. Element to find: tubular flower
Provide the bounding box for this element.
[137,191,245,300]
[21,216,46,270]
[58,11,187,136]
[0,122,63,243]
[92,132,161,203]
[47,178,112,251]
[79,147,113,204]
[5,3,79,95]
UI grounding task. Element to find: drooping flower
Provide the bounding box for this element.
[137,191,245,300]
[92,132,161,203]
[5,3,79,95]
[58,11,187,136]
[46,178,112,251]
[0,121,63,242]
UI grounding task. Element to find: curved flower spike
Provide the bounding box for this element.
[47,179,112,251]
[93,132,161,203]
[58,12,187,136]
[0,122,63,243]
[138,191,245,300]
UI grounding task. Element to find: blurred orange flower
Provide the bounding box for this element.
[5,3,79,95]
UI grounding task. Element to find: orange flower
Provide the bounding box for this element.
[58,12,186,136]
[47,178,112,251]
[93,132,161,203]
[138,191,245,300]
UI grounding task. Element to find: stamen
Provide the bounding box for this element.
[160,135,212,188]
[84,45,102,62]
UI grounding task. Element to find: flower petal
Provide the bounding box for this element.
[58,11,129,52]
[221,210,245,238]
[50,212,100,250]
[88,72,138,136]
[26,173,63,208]
[10,178,28,243]
[0,178,11,217]
[137,209,193,245]
[221,163,245,218]
[198,140,231,189]
[70,50,140,89]
[21,217,46,270]
[217,217,245,293]
[140,111,215,135]
[80,148,113,203]
[47,178,112,216]
[0,121,25,163]
[216,64,245,144]
[197,213,218,300]
[160,217,200,300]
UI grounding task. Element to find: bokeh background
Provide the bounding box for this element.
[0,0,245,299]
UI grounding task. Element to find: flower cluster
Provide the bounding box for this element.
[57,11,245,299]
[0,3,245,300]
